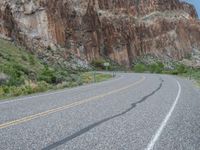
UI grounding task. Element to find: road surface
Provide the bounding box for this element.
[0,73,200,150]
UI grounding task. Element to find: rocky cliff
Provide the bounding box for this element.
[0,0,200,67]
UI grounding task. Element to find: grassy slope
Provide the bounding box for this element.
[0,39,45,86]
[0,39,112,99]
[182,69,200,86]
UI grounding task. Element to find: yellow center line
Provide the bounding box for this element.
[0,76,146,130]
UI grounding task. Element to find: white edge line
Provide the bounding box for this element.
[145,80,182,150]
[0,75,124,105]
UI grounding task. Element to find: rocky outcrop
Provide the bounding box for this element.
[0,0,200,66]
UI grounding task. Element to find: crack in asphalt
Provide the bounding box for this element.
[43,78,164,150]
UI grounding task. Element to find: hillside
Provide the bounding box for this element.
[0,0,200,67]
[0,39,111,99]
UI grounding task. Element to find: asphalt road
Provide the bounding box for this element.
[0,73,200,150]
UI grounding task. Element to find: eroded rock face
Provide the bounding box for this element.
[0,0,200,66]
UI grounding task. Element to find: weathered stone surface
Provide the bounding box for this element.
[0,0,200,66]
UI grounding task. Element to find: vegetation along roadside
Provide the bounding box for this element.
[132,55,200,86]
[0,39,112,100]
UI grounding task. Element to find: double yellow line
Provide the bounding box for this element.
[0,76,146,130]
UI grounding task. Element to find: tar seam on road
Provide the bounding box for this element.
[42,78,164,150]
[145,79,182,150]
[0,76,145,130]
[0,75,124,105]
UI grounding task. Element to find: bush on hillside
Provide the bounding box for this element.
[176,64,188,74]
[28,54,36,65]
[0,87,5,98]
[133,63,147,73]
[91,59,106,70]
[38,66,72,84]
[38,66,57,84]
[149,62,164,73]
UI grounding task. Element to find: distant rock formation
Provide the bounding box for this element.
[0,0,200,66]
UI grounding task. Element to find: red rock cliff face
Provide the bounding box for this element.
[0,0,200,66]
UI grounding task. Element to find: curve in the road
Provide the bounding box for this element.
[145,79,182,150]
[42,78,164,150]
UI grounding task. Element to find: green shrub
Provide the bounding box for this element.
[133,62,165,74]
[38,66,70,84]
[91,59,106,70]
[29,54,36,65]
[7,75,25,86]
[0,87,5,97]
[21,55,28,61]
[176,64,187,74]
[163,64,188,75]
[149,62,164,73]
[133,59,191,76]
[157,62,164,72]
[2,86,10,94]
[38,66,56,84]
[11,86,24,97]
[36,81,49,92]
[149,64,157,73]
[1,64,29,86]
[54,71,69,83]
[133,64,147,73]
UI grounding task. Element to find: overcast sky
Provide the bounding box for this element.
[184,0,200,18]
